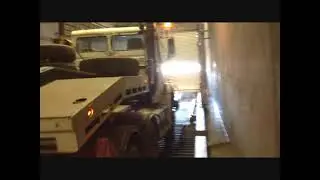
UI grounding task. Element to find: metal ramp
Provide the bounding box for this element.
[159,92,207,158]
[159,124,195,158]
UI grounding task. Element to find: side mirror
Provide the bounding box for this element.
[168,38,175,59]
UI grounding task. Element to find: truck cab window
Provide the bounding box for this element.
[76,36,107,53]
[111,34,144,51]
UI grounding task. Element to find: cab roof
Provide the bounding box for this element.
[71,27,142,36]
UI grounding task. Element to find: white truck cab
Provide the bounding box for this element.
[71,26,170,69]
[70,25,175,104]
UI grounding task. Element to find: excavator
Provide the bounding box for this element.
[40,23,178,157]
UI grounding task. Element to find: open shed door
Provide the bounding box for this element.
[163,31,201,91]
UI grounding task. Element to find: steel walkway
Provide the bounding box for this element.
[159,92,207,158]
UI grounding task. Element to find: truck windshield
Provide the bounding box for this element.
[76,36,107,53]
[111,34,144,51]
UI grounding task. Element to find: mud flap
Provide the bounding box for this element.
[95,138,118,157]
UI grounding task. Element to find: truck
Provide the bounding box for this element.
[40,23,179,157]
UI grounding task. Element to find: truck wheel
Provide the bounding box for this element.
[40,44,76,63]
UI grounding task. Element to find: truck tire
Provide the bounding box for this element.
[79,58,139,77]
[40,44,76,63]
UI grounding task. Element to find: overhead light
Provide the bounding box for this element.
[163,22,172,28]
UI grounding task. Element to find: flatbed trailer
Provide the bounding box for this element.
[40,24,177,157]
[40,23,208,158]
